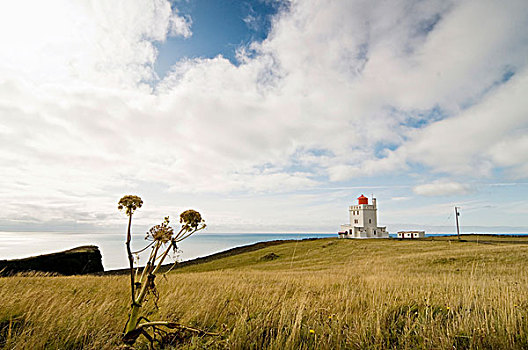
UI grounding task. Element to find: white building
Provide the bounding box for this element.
[397,231,425,239]
[338,195,388,238]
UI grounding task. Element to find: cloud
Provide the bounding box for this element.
[391,197,411,201]
[487,133,528,178]
[1,0,528,230]
[0,0,191,88]
[378,67,528,177]
[413,181,471,196]
[170,10,192,38]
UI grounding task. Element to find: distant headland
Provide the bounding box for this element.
[0,245,104,276]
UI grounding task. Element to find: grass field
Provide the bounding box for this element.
[2,236,528,349]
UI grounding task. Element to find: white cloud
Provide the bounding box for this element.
[413,181,471,196]
[0,0,191,88]
[1,0,528,230]
[379,67,528,176]
[488,133,528,178]
[170,10,192,38]
[391,197,411,201]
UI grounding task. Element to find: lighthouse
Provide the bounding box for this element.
[338,195,388,238]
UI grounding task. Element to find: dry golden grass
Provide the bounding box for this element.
[2,236,528,349]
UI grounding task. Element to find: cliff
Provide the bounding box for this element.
[0,245,104,276]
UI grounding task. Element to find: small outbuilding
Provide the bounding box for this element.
[397,231,425,239]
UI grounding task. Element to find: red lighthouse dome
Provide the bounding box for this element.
[357,194,368,205]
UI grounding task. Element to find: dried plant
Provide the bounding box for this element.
[118,196,212,347]
[118,195,143,305]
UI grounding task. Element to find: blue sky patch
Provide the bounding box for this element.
[154,0,283,79]
[390,105,448,130]
[374,142,399,159]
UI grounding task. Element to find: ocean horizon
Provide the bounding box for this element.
[0,232,337,270]
[2,231,528,270]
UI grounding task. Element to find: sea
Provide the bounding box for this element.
[0,232,335,270]
[1,231,527,270]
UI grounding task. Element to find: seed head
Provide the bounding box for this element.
[147,216,174,243]
[118,195,143,216]
[180,209,205,231]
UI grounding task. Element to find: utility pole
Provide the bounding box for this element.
[454,206,461,240]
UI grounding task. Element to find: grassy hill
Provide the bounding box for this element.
[2,236,528,349]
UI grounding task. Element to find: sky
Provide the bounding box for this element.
[1,0,528,236]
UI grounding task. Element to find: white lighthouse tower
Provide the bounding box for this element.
[338,195,388,238]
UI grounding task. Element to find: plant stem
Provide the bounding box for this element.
[152,245,173,275]
[126,214,135,303]
[125,243,161,334]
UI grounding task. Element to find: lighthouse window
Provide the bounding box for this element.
[369,219,372,224]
